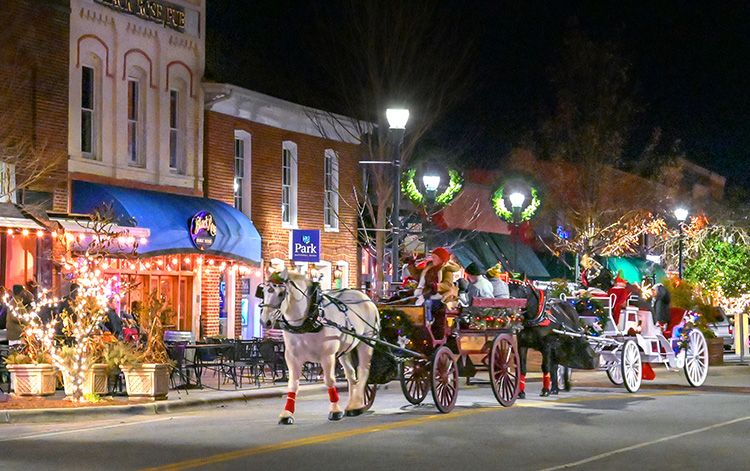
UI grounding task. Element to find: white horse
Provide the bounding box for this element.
[260,270,380,424]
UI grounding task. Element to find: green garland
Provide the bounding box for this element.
[379,309,421,349]
[401,168,464,207]
[491,185,541,222]
[571,295,608,334]
[401,169,424,205]
[459,307,524,331]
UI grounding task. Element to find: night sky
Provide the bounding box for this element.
[207,1,750,190]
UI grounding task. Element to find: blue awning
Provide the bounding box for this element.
[72,181,261,265]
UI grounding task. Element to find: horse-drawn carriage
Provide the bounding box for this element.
[367,297,526,413]
[557,292,710,392]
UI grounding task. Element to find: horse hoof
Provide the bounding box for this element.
[540,389,550,397]
[518,391,526,399]
[278,416,295,425]
[345,408,364,417]
[328,411,344,421]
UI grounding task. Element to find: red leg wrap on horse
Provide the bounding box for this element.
[284,392,297,413]
[543,373,551,390]
[327,387,340,403]
[519,374,526,392]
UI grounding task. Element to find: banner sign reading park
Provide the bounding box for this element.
[94,0,186,33]
[189,211,217,251]
[291,229,321,263]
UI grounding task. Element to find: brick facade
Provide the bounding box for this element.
[204,110,361,288]
[0,0,70,206]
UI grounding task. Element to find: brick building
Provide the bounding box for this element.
[204,84,362,339]
[1,0,364,341]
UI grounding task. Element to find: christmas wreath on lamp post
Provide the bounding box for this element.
[401,162,464,212]
[491,183,541,223]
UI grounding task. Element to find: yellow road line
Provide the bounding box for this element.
[142,390,691,471]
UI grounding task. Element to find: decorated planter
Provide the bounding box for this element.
[7,364,57,396]
[122,364,169,400]
[707,337,724,366]
[63,363,110,396]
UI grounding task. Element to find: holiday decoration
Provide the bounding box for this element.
[491,185,540,222]
[401,168,464,208]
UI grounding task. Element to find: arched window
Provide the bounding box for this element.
[80,54,103,160]
[169,79,187,173]
[127,66,147,167]
[281,141,298,227]
[324,149,339,230]
[234,130,252,216]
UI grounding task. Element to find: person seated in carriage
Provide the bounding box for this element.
[414,247,460,338]
[464,263,494,304]
[486,264,510,299]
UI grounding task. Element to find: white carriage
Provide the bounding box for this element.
[557,292,709,393]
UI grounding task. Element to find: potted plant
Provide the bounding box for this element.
[60,334,117,397]
[121,291,173,400]
[5,350,57,397]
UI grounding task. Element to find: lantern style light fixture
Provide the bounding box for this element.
[386,108,410,129]
[509,192,526,209]
[422,174,441,193]
[674,207,689,222]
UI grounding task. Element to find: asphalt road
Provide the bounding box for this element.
[1,371,749,471]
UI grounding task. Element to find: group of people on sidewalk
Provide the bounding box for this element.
[0,281,140,347]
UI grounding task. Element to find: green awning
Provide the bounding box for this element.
[432,230,550,279]
[603,257,667,284]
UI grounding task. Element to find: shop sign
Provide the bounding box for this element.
[94,0,186,33]
[189,211,217,250]
[291,230,320,263]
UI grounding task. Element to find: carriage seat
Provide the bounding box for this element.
[607,287,631,325]
[663,307,691,339]
[637,310,660,337]
[470,298,527,309]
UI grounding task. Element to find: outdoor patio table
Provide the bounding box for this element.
[186,343,236,390]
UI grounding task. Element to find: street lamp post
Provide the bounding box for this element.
[387,108,409,287]
[509,192,525,273]
[674,207,689,279]
[421,171,441,254]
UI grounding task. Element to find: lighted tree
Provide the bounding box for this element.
[56,209,139,401]
[520,29,680,268]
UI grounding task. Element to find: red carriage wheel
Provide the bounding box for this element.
[363,383,377,411]
[431,346,459,413]
[490,333,520,407]
[399,359,430,405]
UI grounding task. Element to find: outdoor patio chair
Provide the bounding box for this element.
[234,340,262,388]
[167,341,190,393]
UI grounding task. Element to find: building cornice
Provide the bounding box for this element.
[204,83,369,144]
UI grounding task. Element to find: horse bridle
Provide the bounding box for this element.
[258,278,325,334]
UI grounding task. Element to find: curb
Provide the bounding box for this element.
[0,383,341,424]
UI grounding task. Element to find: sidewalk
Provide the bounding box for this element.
[0,382,342,424]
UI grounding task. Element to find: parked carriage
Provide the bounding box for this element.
[365,298,526,413]
[556,292,710,392]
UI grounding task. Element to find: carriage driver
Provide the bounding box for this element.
[414,247,460,338]
[464,263,494,304]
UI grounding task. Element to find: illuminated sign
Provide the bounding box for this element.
[94,0,186,33]
[189,211,217,250]
[291,230,320,263]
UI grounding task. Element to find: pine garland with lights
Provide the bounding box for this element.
[491,185,541,222]
[459,307,524,331]
[571,295,608,334]
[401,168,464,207]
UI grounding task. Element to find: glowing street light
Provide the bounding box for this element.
[386,108,410,129]
[674,207,689,222]
[387,107,409,286]
[509,192,526,208]
[422,174,441,193]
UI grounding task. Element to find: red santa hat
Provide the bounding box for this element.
[614,272,627,287]
[431,247,452,265]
